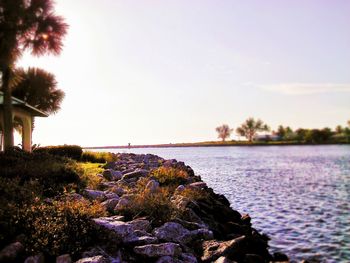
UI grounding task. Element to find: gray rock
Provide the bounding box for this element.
[56,254,72,263]
[124,235,158,246]
[75,256,109,263]
[101,198,120,212]
[134,243,182,258]
[83,189,106,201]
[0,242,24,263]
[122,169,148,180]
[128,218,151,232]
[24,253,45,263]
[153,222,192,244]
[103,169,123,181]
[145,179,159,193]
[93,217,134,242]
[110,187,125,196]
[180,253,198,263]
[173,218,208,230]
[105,193,120,199]
[114,194,134,211]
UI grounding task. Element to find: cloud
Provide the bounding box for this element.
[258,83,350,95]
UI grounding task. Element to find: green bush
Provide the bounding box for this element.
[34,145,83,160]
[16,199,106,257]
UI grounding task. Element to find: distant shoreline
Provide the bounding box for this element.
[83,141,350,150]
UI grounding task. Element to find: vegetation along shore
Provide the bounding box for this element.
[0,145,298,263]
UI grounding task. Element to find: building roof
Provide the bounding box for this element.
[0,91,49,117]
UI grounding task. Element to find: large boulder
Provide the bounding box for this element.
[134,243,182,258]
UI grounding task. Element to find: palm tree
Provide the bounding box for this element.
[236,117,270,142]
[0,0,67,150]
[12,67,65,134]
[13,67,64,114]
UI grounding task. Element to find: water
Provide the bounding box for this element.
[103,145,350,262]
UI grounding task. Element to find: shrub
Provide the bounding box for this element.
[151,166,189,186]
[81,151,117,163]
[34,145,83,160]
[76,162,104,190]
[118,180,176,226]
[0,178,41,247]
[16,199,106,257]
[0,151,83,197]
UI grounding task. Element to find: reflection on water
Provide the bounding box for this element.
[104,145,350,262]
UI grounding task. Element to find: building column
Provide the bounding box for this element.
[21,115,32,152]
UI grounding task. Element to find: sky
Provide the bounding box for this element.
[16,0,350,146]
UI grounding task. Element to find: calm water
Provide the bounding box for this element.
[104,145,350,262]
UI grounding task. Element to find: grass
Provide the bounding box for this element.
[76,162,104,190]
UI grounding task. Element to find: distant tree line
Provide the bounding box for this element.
[216,118,350,143]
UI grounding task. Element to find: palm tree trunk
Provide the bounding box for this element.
[2,66,14,151]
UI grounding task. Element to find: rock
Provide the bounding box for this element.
[83,189,106,201]
[56,254,72,263]
[105,192,120,199]
[75,256,109,263]
[110,186,125,196]
[180,253,198,263]
[0,242,24,263]
[128,218,152,232]
[101,198,120,212]
[122,169,148,180]
[155,256,182,263]
[103,169,122,181]
[190,228,214,240]
[153,222,192,244]
[214,256,234,263]
[114,194,134,211]
[175,185,185,193]
[171,195,191,210]
[173,218,208,230]
[134,243,182,258]
[201,236,247,262]
[145,179,159,193]
[124,235,158,246]
[188,182,207,189]
[93,217,134,242]
[24,253,45,263]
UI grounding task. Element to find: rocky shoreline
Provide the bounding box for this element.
[1,153,291,263]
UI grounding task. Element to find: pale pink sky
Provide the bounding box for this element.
[17,0,350,146]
